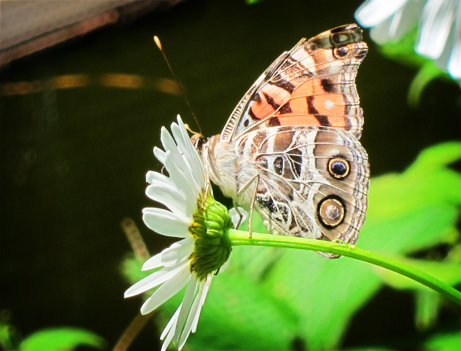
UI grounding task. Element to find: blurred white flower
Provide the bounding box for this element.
[356,0,461,80]
[125,116,232,351]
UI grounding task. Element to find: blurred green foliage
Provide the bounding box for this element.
[0,313,104,351]
[378,28,459,107]
[124,142,461,350]
[19,328,104,351]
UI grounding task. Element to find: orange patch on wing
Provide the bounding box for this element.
[250,85,291,120]
[250,99,275,120]
[277,115,321,126]
[312,94,345,115]
[293,80,319,98]
[264,84,291,105]
[326,116,349,129]
[289,96,308,115]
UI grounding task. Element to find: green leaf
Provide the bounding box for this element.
[19,328,104,351]
[121,253,150,285]
[260,247,381,350]
[424,330,461,351]
[0,317,20,351]
[415,290,441,331]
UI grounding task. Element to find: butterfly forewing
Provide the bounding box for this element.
[221,23,367,142]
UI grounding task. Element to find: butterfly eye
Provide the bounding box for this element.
[191,134,205,151]
[328,157,350,179]
[318,196,345,228]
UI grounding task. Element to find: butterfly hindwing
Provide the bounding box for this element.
[237,125,368,257]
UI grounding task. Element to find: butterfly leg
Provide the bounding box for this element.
[236,174,260,239]
[201,180,212,210]
[248,175,260,239]
[232,203,244,229]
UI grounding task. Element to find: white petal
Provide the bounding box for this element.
[161,126,181,156]
[370,16,395,43]
[146,171,173,187]
[141,252,163,271]
[178,282,204,350]
[173,137,203,190]
[124,262,188,297]
[140,266,191,314]
[416,0,455,59]
[161,330,175,351]
[154,147,166,165]
[191,276,212,333]
[165,149,197,195]
[161,128,193,187]
[355,0,408,27]
[164,153,197,217]
[172,117,205,189]
[447,3,461,78]
[142,237,193,271]
[141,237,195,271]
[176,116,204,175]
[174,274,199,344]
[161,304,181,340]
[146,183,186,216]
[160,237,194,267]
[142,208,189,238]
[387,0,425,41]
[161,311,180,351]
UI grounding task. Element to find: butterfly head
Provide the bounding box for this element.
[191,133,205,152]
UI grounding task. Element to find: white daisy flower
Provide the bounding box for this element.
[355,0,461,80]
[124,116,233,351]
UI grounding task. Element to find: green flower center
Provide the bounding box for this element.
[188,191,233,280]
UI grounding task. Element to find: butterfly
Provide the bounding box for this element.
[195,24,369,258]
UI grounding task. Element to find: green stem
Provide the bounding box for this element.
[228,229,461,306]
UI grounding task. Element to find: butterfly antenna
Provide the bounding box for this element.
[153,36,201,134]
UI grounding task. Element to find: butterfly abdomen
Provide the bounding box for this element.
[204,135,258,208]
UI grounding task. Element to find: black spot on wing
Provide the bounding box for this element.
[248,108,258,120]
[307,96,332,126]
[274,156,284,175]
[263,92,280,110]
[330,25,348,34]
[314,115,331,126]
[257,194,276,213]
[279,102,292,114]
[268,117,281,126]
[321,79,334,93]
[307,96,318,114]
[271,77,295,94]
[252,92,262,103]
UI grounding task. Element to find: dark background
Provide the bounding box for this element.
[1,0,460,350]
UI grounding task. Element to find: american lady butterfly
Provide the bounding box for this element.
[195,24,369,258]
